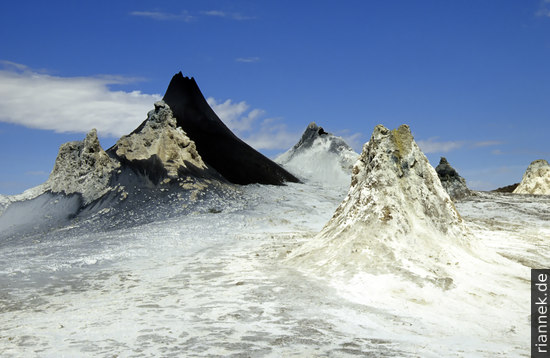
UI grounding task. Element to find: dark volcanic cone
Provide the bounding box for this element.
[163,72,300,185]
[435,157,471,200]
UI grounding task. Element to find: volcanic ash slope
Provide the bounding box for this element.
[290,124,470,287]
[513,159,550,195]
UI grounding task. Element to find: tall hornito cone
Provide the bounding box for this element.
[290,125,469,288]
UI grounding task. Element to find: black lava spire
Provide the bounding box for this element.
[163,72,299,185]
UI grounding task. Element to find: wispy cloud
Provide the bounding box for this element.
[416,137,503,154]
[235,57,260,63]
[462,165,526,191]
[25,170,49,177]
[201,10,255,20]
[417,138,464,154]
[130,10,193,22]
[0,60,30,72]
[130,9,255,23]
[536,0,550,17]
[207,98,259,133]
[208,98,297,150]
[0,62,161,137]
[473,140,503,147]
[242,118,299,150]
[0,62,295,151]
[335,129,363,153]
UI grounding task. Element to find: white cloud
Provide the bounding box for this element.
[0,62,297,151]
[461,165,526,191]
[0,63,161,137]
[417,138,503,154]
[474,140,503,147]
[235,57,260,63]
[130,10,193,21]
[207,97,258,132]
[208,98,297,150]
[201,10,255,20]
[536,0,550,17]
[335,129,363,153]
[201,10,226,17]
[242,118,299,150]
[25,170,49,177]
[417,138,464,154]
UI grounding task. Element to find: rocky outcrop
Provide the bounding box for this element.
[47,129,120,205]
[276,122,358,188]
[46,101,220,206]
[111,101,207,183]
[513,159,550,195]
[290,125,468,288]
[162,72,300,185]
[435,157,471,200]
[493,183,519,193]
[287,122,333,153]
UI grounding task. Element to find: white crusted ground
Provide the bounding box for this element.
[0,181,542,357]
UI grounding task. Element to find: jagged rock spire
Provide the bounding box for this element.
[47,129,120,205]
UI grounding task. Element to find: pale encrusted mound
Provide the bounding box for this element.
[47,129,120,204]
[290,124,468,287]
[114,101,206,178]
[513,159,550,195]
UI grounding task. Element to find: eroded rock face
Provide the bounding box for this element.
[290,125,468,287]
[513,159,550,195]
[112,101,207,181]
[47,129,120,205]
[435,157,471,200]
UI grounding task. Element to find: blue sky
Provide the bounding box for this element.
[1,0,549,194]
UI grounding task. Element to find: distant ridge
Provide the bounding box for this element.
[163,72,300,185]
